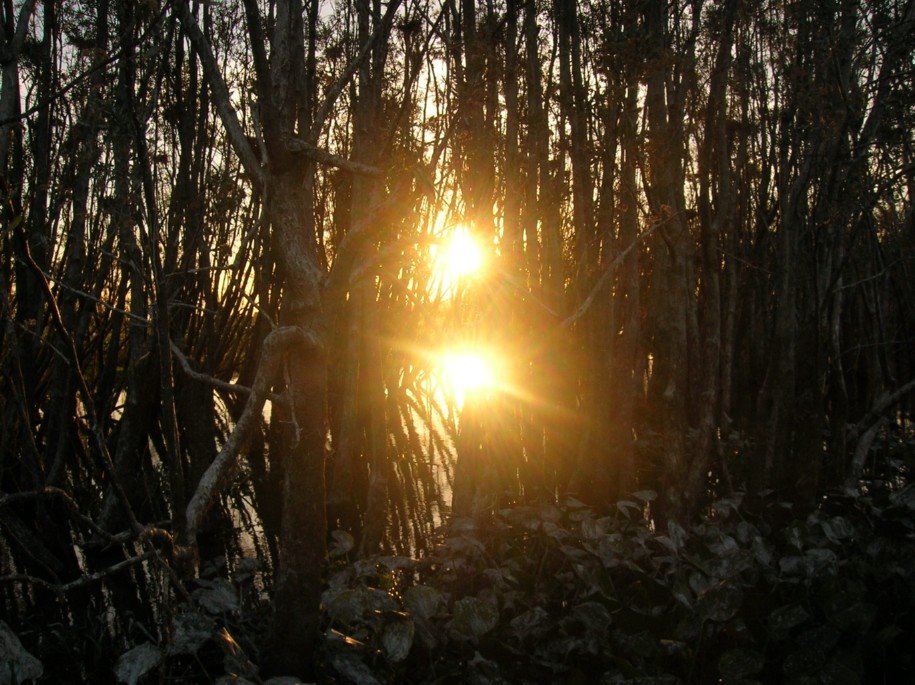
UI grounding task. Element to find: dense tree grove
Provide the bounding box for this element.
[0,0,913,680]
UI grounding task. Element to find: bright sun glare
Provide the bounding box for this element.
[433,225,484,295]
[441,351,497,404]
[445,227,484,278]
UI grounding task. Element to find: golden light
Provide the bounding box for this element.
[439,349,500,406]
[443,352,493,392]
[444,226,484,279]
[431,225,485,296]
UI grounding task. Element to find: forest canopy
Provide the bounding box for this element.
[0,0,914,681]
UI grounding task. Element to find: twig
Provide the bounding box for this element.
[14,257,150,324]
[14,221,144,536]
[310,0,405,141]
[1,487,106,540]
[0,0,173,128]
[170,340,288,407]
[185,326,321,538]
[284,136,383,177]
[0,551,155,595]
[174,0,265,186]
[562,223,660,328]
[849,376,915,441]
[6,316,71,364]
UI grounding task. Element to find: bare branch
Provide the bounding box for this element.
[14,222,144,537]
[0,0,38,62]
[185,326,321,538]
[562,223,660,328]
[850,376,915,441]
[284,136,383,177]
[170,340,288,407]
[174,0,265,186]
[310,0,404,141]
[0,552,155,595]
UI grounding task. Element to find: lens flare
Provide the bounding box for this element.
[443,226,484,280]
[430,225,485,297]
[442,352,494,394]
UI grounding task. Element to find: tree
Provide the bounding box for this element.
[1,0,913,679]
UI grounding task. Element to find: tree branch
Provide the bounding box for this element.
[170,340,287,407]
[310,0,404,141]
[562,223,659,328]
[174,0,265,186]
[185,326,320,538]
[15,222,145,537]
[850,376,915,441]
[0,0,38,63]
[0,551,155,595]
[284,135,383,177]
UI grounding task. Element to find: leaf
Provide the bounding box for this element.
[168,611,214,655]
[541,521,568,540]
[449,597,499,640]
[404,585,444,619]
[560,544,587,560]
[820,516,853,543]
[804,547,837,575]
[509,607,550,641]
[657,536,679,554]
[708,535,739,556]
[330,653,382,685]
[718,648,765,678]
[817,659,860,685]
[446,535,486,556]
[698,585,743,622]
[736,520,757,544]
[752,536,774,566]
[500,506,539,529]
[667,521,688,550]
[581,516,612,539]
[326,589,366,624]
[782,647,826,677]
[539,504,562,522]
[779,555,805,576]
[571,601,612,634]
[786,525,805,550]
[823,597,875,631]
[114,643,161,685]
[234,557,260,582]
[193,578,239,614]
[688,571,710,597]
[364,587,399,613]
[711,497,742,517]
[767,604,810,637]
[632,490,658,502]
[381,620,415,663]
[326,587,397,625]
[796,625,840,652]
[0,621,43,684]
[890,483,915,510]
[377,555,414,571]
[329,530,355,557]
[617,500,640,518]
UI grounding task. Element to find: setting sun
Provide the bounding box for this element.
[431,225,485,296]
[438,350,501,406]
[444,226,484,278]
[443,352,493,392]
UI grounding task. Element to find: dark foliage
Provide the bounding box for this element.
[317,487,915,683]
[1,0,914,679]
